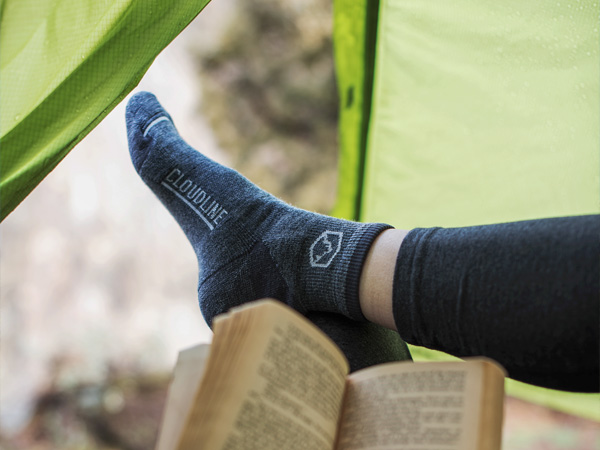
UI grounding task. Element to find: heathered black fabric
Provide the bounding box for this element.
[393,215,600,392]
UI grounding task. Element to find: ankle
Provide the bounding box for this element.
[358,229,407,331]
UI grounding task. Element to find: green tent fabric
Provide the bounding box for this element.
[0,0,209,221]
[333,0,599,419]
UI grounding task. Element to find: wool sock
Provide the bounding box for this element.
[307,312,412,372]
[126,91,391,326]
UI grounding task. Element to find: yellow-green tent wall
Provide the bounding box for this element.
[333,0,599,419]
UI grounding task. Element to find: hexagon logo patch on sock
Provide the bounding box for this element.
[310,231,343,268]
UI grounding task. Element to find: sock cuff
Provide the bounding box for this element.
[344,223,394,321]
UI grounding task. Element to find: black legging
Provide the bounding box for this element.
[393,215,599,392]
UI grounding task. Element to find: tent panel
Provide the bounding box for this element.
[0,0,210,221]
[331,0,378,220]
[364,0,599,228]
[362,0,599,419]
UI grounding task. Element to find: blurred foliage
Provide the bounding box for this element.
[196,0,339,213]
[2,370,168,450]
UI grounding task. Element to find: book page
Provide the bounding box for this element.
[477,361,506,450]
[155,344,211,450]
[177,300,350,450]
[336,359,504,450]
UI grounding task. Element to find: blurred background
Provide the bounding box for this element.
[0,0,598,448]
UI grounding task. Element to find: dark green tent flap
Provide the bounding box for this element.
[0,0,209,221]
[332,0,381,221]
[333,0,599,419]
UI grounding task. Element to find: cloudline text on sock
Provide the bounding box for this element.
[162,168,228,230]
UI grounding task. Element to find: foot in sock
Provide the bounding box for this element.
[126,91,391,326]
[307,312,412,372]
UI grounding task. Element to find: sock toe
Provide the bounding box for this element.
[126,91,174,173]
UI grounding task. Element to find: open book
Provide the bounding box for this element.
[156,300,505,450]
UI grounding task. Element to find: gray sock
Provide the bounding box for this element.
[308,312,412,372]
[126,92,391,325]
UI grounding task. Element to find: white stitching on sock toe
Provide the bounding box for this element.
[143,116,170,137]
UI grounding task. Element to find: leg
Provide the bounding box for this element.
[126,92,411,371]
[359,229,407,330]
[386,216,599,392]
[126,92,598,389]
[126,91,390,324]
[307,312,411,372]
